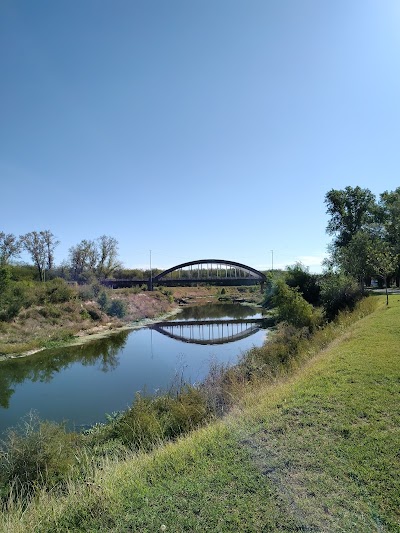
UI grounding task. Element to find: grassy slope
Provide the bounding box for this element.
[2,295,399,532]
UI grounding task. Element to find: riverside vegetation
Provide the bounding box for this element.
[1,263,399,530]
[0,267,175,358]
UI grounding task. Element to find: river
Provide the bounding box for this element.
[0,303,269,434]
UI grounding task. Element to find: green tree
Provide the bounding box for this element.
[96,235,121,278]
[68,239,98,282]
[20,231,59,282]
[0,266,26,321]
[378,187,400,284]
[69,236,121,282]
[0,232,21,265]
[325,186,377,248]
[285,262,320,305]
[379,187,400,249]
[367,240,398,305]
[42,230,60,270]
[335,231,373,292]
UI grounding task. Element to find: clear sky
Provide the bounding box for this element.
[1,1,399,273]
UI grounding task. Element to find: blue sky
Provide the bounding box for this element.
[1,0,399,273]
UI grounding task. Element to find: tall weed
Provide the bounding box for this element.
[0,412,80,502]
[87,387,212,452]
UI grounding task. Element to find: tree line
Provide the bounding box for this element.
[0,232,122,283]
[262,185,399,329]
[324,185,400,303]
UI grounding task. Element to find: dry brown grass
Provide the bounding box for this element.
[113,291,174,321]
[167,284,263,304]
[0,285,260,357]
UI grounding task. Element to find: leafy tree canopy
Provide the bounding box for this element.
[325,186,377,248]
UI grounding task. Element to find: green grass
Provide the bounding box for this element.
[1,295,399,531]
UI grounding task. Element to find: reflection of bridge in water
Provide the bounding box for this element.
[149,319,265,345]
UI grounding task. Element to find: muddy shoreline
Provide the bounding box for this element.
[0,307,183,362]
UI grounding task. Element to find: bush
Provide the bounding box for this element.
[8,264,38,282]
[106,299,127,318]
[38,305,62,319]
[0,273,30,321]
[97,290,109,311]
[91,387,212,452]
[44,278,76,304]
[0,413,79,500]
[319,273,362,320]
[286,262,321,305]
[244,323,311,373]
[272,279,321,330]
[86,305,102,321]
[78,282,102,301]
[262,273,277,308]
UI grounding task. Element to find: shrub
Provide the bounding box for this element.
[272,279,321,330]
[79,308,91,320]
[39,305,62,319]
[0,267,11,294]
[319,273,362,320]
[96,388,212,451]
[86,305,102,321]
[44,278,76,304]
[155,387,210,439]
[0,276,29,321]
[106,299,127,318]
[286,262,321,305]
[262,274,277,308]
[97,290,109,311]
[244,323,311,374]
[78,282,102,301]
[0,413,79,500]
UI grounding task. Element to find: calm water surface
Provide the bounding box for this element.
[0,304,268,433]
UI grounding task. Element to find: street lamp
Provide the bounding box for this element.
[149,249,153,291]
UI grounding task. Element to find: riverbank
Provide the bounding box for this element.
[1,294,398,531]
[0,309,182,362]
[0,292,175,361]
[0,285,261,360]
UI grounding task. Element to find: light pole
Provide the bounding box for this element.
[271,250,274,271]
[149,249,153,291]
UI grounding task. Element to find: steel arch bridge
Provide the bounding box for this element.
[151,259,266,290]
[150,319,264,345]
[101,259,266,290]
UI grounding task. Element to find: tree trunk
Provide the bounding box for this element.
[385,276,389,306]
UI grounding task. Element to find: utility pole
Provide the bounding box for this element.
[149,249,153,291]
[271,250,274,271]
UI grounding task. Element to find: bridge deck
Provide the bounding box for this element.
[150,318,264,327]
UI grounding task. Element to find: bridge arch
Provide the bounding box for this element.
[150,319,263,345]
[151,259,266,289]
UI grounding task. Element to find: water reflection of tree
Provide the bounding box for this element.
[0,331,129,408]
